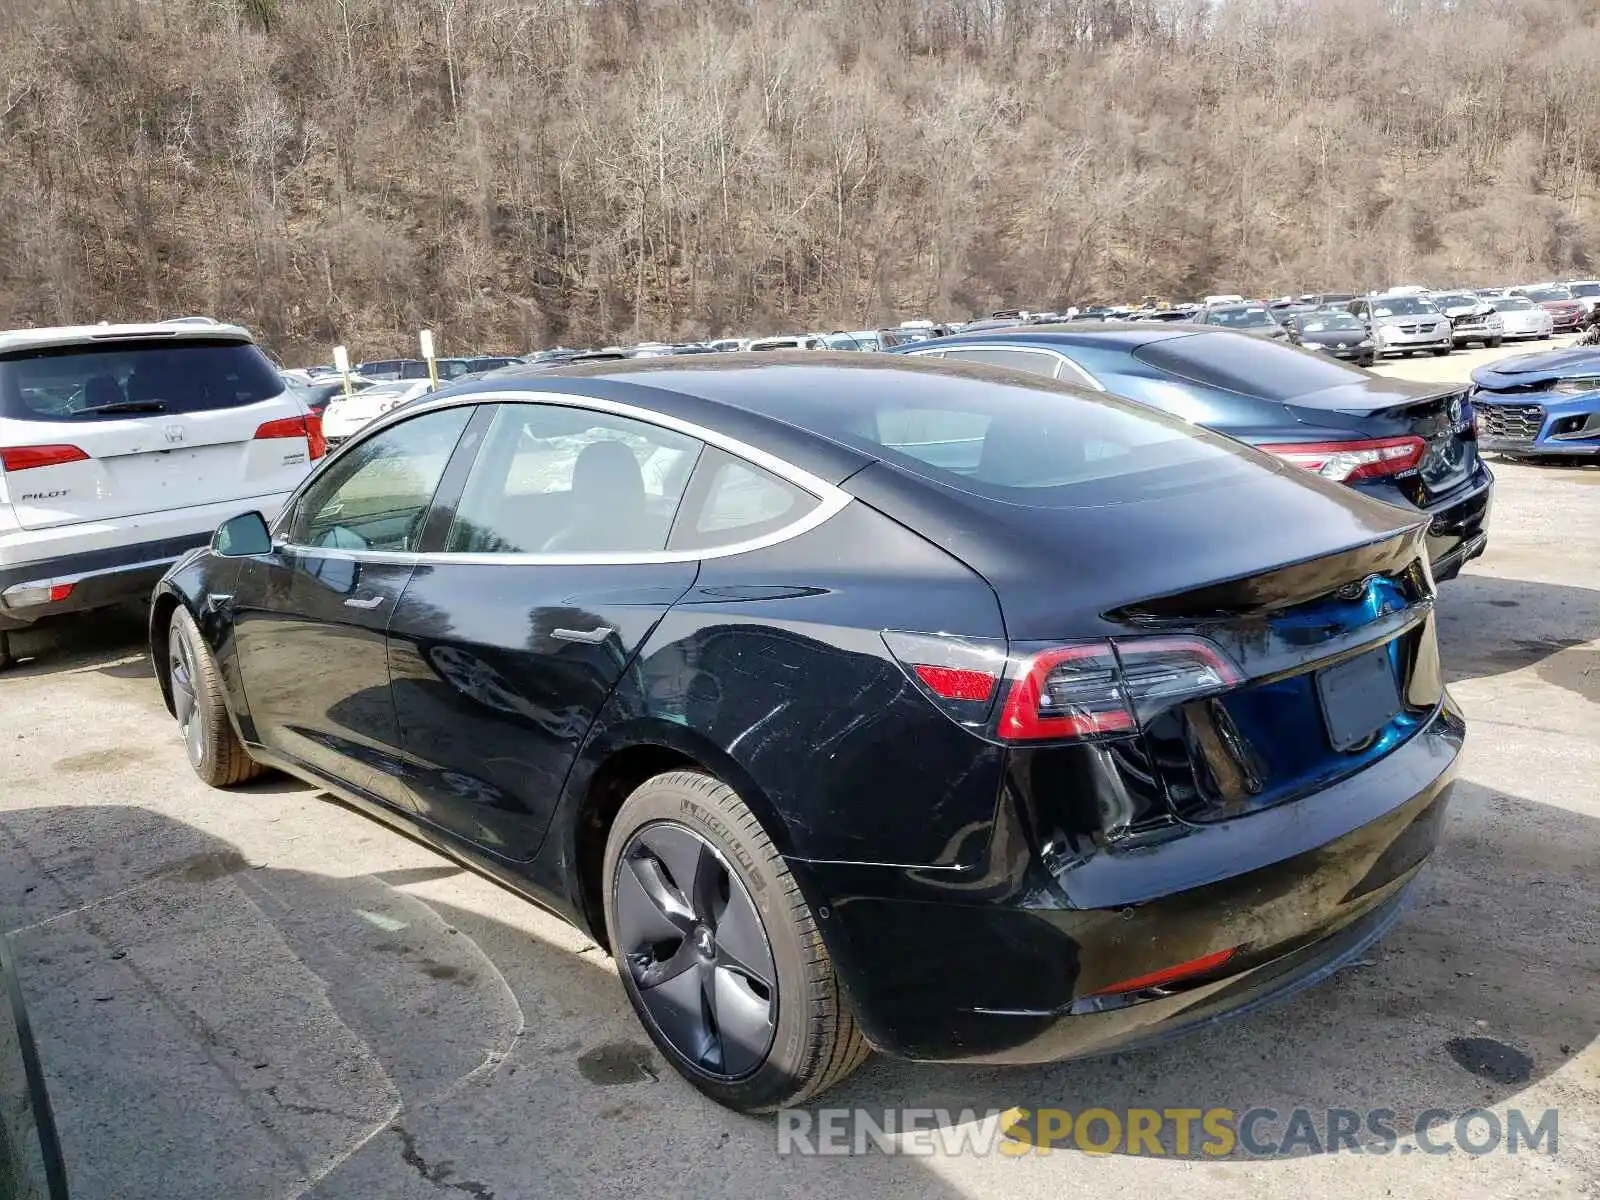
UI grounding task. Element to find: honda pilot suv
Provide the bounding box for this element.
[0,323,323,667]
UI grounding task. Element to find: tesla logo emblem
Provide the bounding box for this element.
[162,424,185,444]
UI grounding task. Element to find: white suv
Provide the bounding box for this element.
[0,322,323,666]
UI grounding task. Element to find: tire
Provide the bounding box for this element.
[1431,346,1452,356]
[1402,350,1415,358]
[167,606,264,787]
[0,632,12,672]
[602,770,869,1112]
[1487,337,1502,348]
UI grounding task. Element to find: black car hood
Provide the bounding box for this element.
[1472,346,1600,390]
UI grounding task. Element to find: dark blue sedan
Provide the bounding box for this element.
[892,325,1492,580]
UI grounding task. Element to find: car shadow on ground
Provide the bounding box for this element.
[1435,573,1600,692]
[3,604,149,680]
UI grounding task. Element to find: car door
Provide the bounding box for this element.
[385,400,705,860]
[228,404,477,810]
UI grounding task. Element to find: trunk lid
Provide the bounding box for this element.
[1280,382,1477,505]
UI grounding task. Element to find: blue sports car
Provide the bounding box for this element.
[1470,346,1600,458]
[891,324,1492,580]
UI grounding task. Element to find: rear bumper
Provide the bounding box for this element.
[0,534,207,630]
[0,491,291,629]
[795,696,1464,1063]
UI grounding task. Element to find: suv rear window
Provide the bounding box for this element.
[1134,331,1366,402]
[0,338,284,421]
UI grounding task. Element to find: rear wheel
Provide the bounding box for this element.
[602,770,869,1112]
[168,606,264,787]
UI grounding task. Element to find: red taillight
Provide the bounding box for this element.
[1260,436,1426,483]
[304,412,327,460]
[1087,947,1237,997]
[999,644,1134,740]
[0,444,89,472]
[48,583,74,603]
[997,637,1242,742]
[254,415,324,460]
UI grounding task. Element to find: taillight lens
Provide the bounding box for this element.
[0,444,90,472]
[885,631,1241,743]
[254,415,325,460]
[1261,436,1426,483]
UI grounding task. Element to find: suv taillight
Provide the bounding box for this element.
[1260,436,1425,483]
[255,415,326,460]
[884,631,1242,743]
[0,444,90,472]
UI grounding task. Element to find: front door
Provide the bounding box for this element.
[230,405,476,811]
[387,401,705,860]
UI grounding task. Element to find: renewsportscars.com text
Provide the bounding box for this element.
[776,1106,1558,1157]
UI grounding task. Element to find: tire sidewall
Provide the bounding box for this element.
[601,773,817,1111]
[169,607,218,777]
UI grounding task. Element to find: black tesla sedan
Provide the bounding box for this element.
[149,356,1463,1111]
[893,325,1491,581]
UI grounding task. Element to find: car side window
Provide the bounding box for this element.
[1050,353,1102,390]
[445,403,702,555]
[668,448,820,552]
[290,407,473,552]
[939,347,1060,380]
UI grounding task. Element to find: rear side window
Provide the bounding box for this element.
[1134,332,1366,402]
[0,338,285,421]
[938,348,1059,379]
[445,403,702,555]
[669,448,819,551]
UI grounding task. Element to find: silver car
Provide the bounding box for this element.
[1429,291,1505,348]
[1348,295,1453,356]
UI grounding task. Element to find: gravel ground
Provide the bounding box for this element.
[0,345,1595,1198]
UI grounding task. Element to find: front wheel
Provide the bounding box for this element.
[602,770,869,1112]
[1432,346,1452,356]
[1486,337,1502,348]
[167,606,265,787]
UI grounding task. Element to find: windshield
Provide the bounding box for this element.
[1134,330,1368,402]
[1370,297,1439,317]
[1522,286,1572,302]
[1569,283,1600,297]
[1299,314,1364,332]
[1207,306,1277,328]
[0,338,284,421]
[1431,294,1477,308]
[1497,296,1536,311]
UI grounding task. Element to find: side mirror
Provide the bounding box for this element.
[213,511,273,557]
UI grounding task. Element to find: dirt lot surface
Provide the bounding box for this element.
[0,345,1596,1198]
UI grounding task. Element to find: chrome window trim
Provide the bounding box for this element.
[906,344,1105,391]
[273,389,853,566]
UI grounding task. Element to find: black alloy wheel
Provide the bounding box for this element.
[612,820,778,1079]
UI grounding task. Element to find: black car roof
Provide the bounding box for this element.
[911,322,1203,349]
[428,350,1119,484]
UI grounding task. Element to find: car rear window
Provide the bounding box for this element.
[794,367,1260,507]
[1134,331,1367,402]
[0,337,284,421]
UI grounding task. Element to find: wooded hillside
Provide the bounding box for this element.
[2,0,1597,360]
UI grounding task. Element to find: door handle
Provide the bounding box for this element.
[551,625,614,644]
[344,594,386,609]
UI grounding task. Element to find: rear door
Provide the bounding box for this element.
[229,404,477,810]
[386,401,707,859]
[0,333,313,530]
